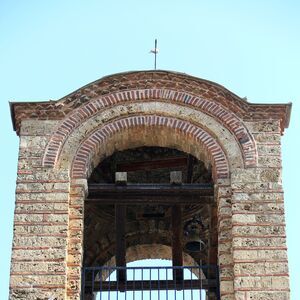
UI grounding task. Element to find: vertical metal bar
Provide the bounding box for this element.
[190,267,193,300]
[133,268,135,300]
[166,267,168,300]
[157,267,160,300]
[100,268,103,300]
[81,267,85,300]
[174,268,177,300]
[125,267,127,300]
[216,265,221,300]
[141,268,144,300]
[200,265,202,300]
[149,268,152,300]
[108,267,111,300]
[182,266,185,300]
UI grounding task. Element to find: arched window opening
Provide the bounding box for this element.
[86,259,208,299]
[82,147,219,299]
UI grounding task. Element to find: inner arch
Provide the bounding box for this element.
[71,115,230,180]
[84,147,214,266]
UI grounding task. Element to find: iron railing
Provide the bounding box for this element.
[81,265,220,300]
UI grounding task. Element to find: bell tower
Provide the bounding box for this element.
[9,71,291,300]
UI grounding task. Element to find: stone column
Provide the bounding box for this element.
[231,120,289,300]
[216,180,234,300]
[67,180,87,299]
[9,120,69,300]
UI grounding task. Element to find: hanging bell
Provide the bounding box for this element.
[185,231,206,252]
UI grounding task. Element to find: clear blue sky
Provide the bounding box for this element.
[0,1,299,299]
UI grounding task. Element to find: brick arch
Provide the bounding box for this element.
[71,114,229,180]
[43,88,257,169]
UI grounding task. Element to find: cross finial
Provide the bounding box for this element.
[150,39,159,70]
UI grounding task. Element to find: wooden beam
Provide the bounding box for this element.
[88,184,213,196]
[116,157,187,172]
[87,183,214,204]
[115,205,126,283]
[172,205,183,281]
[86,195,213,205]
[186,155,195,183]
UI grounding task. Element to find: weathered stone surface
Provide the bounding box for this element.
[232,192,284,202]
[246,291,289,300]
[11,248,66,260]
[257,144,281,155]
[245,120,281,133]
[233,249,287,261]
[258,156,282,167]
[253,132,281,143]
[232,225,286,236]
[234,275,289,289]
[232,213,285,224]
[234,261,288,275]
[15,191,69,201]
[10,288,65,300]
[12,236,67,247]
[232,202,284,213]
[11,261,66,273]
[20,119,59,136]
[13,224,67,234]
[15,202,68,212]
[233,236,287,248]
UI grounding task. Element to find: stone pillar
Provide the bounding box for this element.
[67,180,87,299]
[231,120,290,300]
[216,180,234,300]
[9,120,69,300]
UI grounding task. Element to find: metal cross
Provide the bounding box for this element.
[150,39,158,70]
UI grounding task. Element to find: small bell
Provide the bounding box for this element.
[185,232,206,252]
[184,216,206,252]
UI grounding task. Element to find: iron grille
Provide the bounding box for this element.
[81,265,220,300]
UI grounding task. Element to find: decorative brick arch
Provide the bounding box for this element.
[43,88,257,169]
[71,114,229,180]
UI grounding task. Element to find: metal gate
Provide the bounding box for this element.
[81,265,220,299]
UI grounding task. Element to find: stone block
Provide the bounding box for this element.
[234,261,288,275]
[232,224,286,236]
[246,291,289,300]
[233,249,287,261]
[257,144,281,155]
[245,120,280,133]
[233,236,287,248]
[11,248,66,261]
[253,132,281,143]
[20,120,59,136]
[170,171,182,184]
[115,172,127,184]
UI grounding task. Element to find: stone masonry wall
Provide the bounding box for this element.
[10,120,70,300]
[231,120,289,300]
[9,120,290,300]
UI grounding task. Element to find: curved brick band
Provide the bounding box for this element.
[43,88,256,169]
[71,115,229,179]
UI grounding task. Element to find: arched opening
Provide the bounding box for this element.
[90,259,207,299]
[82,146,219,299]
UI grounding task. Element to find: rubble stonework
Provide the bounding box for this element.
[9,71,291,299]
